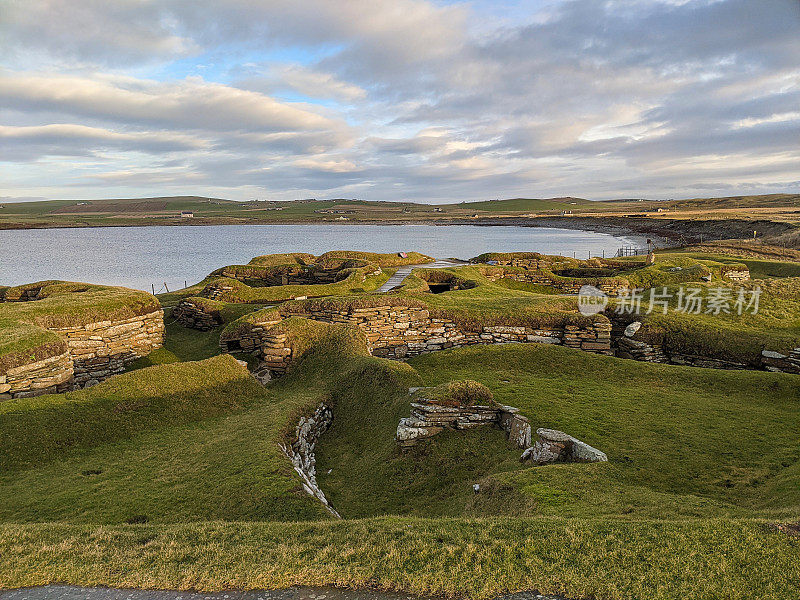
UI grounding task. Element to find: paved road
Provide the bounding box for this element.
[0,587,567,600]
[376,259,466,293]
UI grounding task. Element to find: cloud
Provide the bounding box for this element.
[0,0,798,201]
[0,72,341,133]
[235,65,367,103]
[0,124,205,161]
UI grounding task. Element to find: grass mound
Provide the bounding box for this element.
[1,326,799,598]
[318,250,433,266]
[0,281,160,373]
[318,342,800,520]
[420,380,496,407]
[247,252,317,266]
[613,277,800,363]
[0,354,256,473]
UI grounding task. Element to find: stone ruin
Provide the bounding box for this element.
[395,386,607,467]
[396,393,532,449]
[521,428,608,465]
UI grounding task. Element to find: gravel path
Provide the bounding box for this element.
[0,586,567,600]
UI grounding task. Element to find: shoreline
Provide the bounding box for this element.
[0,218,672,251]
[2,215,790,248]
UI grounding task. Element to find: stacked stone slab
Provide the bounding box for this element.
[1,309,164,400]
[282,304,612,359]
[1,351,73,398]
[482,269,630,296]
[721,268,751,282]
[47,310,165,387]
[396,397,531,449]
[257,330,293,376]
[219,318,283,353]
[762,348,800,374]
[279,403,340,518]
[172,299,221,331]
[614,322,799,373]
[521,428,608,465]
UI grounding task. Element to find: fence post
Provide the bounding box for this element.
[151,283,155,295]
[164,282,170,293]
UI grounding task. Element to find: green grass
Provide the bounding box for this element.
[0,355,259,473]
[3,248,800,599]
[0,326,373,523]
[658,250,800,279]
[616,277,800,362]
[318,343,800,521]
[202,268,393,304]
[1,323,799,598]
[127,320,225,368]
[2,518,799,600]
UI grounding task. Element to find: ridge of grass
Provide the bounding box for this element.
[2,517,799,600]
[0,354,257,473]
[318,343,800,521]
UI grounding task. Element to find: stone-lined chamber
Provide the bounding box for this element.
[0,281,164,399]
[281,301,612,360]
[396,396,531,449]
[614,321,800,374]
[395,383,607,467]
[521,428,608,464]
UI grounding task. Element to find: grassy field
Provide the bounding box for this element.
[0,337,798,598]
[1,193,798,229]
[317,343,800,520]
[3,247,800,599]
[2,518,798,600]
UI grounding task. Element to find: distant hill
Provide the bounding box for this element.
[0,193,798,229]
[450,197,592,213]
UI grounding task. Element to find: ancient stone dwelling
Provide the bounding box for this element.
[0,283,165,399]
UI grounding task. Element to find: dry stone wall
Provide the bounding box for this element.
[279,403,340,518]
[281,304,611,360]
[1,351,73,399]
[761,349,800,374]
[396,398,531,449]
[721,268,751,282]
[615,326,800,374]
[172,300,220,331]
[219,321,283,354]
[255,330,293,376]
[47,310,165,387]
[2,309,164,399]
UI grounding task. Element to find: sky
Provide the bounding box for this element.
[1,0,798,203]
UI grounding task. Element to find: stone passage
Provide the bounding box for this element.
[520,428,608,465]
[396,397,531,449]
[283,303,612,360]
[279,403,340,518]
